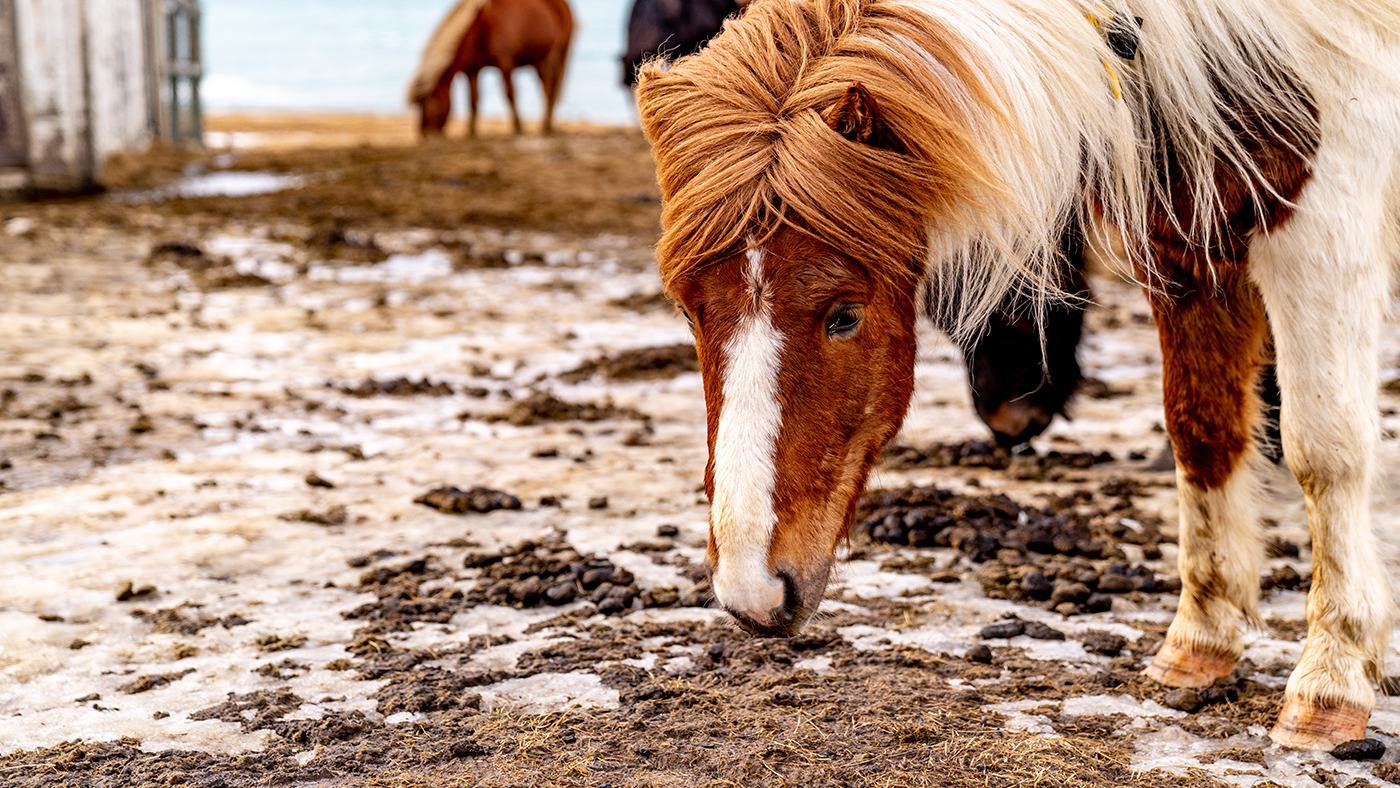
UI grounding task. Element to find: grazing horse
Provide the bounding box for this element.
[408,0,574,136]
[622,0,743,88]
[638,0,1400,750]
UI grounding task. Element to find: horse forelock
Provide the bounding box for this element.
[637,0,1003,296]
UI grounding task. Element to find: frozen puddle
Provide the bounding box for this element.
[117,171,305,203]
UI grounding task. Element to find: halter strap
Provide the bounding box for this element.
[1086,8,1143,100]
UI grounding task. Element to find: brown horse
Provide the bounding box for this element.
[408,0,573,136]
[639,0,1400,752]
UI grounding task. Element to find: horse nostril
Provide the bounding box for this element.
[777,568,802,625]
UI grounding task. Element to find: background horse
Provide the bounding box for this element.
[638,0,1400,751]
[622,0,743,88]
[408,0,574,136]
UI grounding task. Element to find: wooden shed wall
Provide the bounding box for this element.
[7,0,159,191]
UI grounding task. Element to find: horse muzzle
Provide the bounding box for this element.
[711,559,829,637]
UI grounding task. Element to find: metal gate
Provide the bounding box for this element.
[161,0,203,144]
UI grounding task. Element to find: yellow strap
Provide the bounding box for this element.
[1086,9,1124,100]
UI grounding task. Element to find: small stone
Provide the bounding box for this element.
[1331,738,1385,761]
[965,644,993,663]
[929,571,962,583]
[415,485,522,514]
[1053,602,1080,616]
[588,496,609,509]
[1083,593,1113,614]
[1096,574,1136,593]
[597,597,626,615]
[1020,571,1053,600]
[979,620,1025,639]
[544,582,576,605]
[656,524,680,538]
[509,577,543,606]
[1082,631,1128,655]
[1163,688,1202,712]
[116,581,157,602]
[590,582,616,603]
[304,473,335,489]
[1200,687,1239,706]
[1050,582,1091,606]
[1022,621,1066,640]
[642,587,679,607]
[580,568,610,590]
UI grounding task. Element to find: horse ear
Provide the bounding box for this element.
[822,82,881,146]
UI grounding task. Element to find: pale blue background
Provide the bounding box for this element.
[201,0,637,125]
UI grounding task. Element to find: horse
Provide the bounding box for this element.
[637,0,1400,750]
[622,0,743,88]
[408,0,574,137]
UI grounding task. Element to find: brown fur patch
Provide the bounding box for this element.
[1146,65,1317,491]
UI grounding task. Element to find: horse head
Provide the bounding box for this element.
[653,77,951,635]
[667,219,921,636]
[638,0,1007,636]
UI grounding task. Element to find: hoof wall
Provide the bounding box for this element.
[1144,640,1235,688]
[1271,696,1369,750]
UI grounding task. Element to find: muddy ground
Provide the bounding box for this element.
[3,119,1400,787]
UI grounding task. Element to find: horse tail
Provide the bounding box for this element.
[407,0,492,105]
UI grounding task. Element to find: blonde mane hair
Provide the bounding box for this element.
[637,0,1394,335]
[408,0,491,104]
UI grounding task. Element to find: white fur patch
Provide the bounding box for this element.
[709,248,787,617]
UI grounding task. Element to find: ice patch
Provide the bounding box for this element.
[478,672,619,713]
[794,656,834,676]
[309,250,453,284]
[1061,694,1186,719]
[987,700,1059,736]
[120,172,305,203]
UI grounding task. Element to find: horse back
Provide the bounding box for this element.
[462,0,573,71]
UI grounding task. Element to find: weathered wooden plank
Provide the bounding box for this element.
[0,0,26,167]
[13,0,90,189]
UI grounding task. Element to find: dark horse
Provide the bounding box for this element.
[622,0,743,88]
[409,0,574,136]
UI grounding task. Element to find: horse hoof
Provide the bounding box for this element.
[1270,696,1369,749]
[1144,640,1235,688]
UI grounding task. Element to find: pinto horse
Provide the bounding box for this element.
[408,0,573,136]
[638,0,1400,750]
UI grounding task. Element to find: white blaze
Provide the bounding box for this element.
[710,248,787,617]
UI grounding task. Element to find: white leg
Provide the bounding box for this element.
[1249,179,1397,748]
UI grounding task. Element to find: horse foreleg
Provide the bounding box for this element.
[1144,262,1268,689]
[1250,197,1395,749]
[499,62,522,134]
[466,71,481,138]
[537,44,569,135]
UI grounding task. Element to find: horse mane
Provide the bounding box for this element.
[638,0,1397,338]
[636,0,1003,299]
[408,0,492,104]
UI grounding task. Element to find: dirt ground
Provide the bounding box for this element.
[2,116,1400,787]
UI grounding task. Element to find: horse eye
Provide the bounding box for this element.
[826,306,862,339]
[680,310,696,334]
